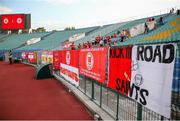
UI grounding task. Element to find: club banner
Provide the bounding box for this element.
[47,51,53,64]
[27,52,37,63]
[108,46,132,96]
[53,51,60,70]
[41,51,53,64]
[79,47,108,84]
[60,50,79,87]
[41,51,48,64]
[21,52,28,60]
[131,43,176,118]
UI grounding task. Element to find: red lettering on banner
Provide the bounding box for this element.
[61,67,78,82]
[60,50,79,86]
[108,46,132,95]
[79,47,108,84]
[53,51,60,69]
[27,52,37,63]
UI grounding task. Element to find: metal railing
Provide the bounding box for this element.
[78,75,172,120]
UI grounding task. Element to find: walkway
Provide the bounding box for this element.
[0,62,93,120]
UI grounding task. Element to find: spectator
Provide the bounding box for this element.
[113,33,117,38]
[120,33,125,42]
[151,17,155,21]
[177,9,180,15]
[70,42,75,50]
[107,37,111,43]
[99,39,104,47]
[87,41,91,48]
[83,43,87,48]
[78,43,81,49]
[95,36,101,45]
[9,50,13,64]
[170,8,175,14]
[159,16,164,24]
[144,23,149,34]
[91,40,95,46]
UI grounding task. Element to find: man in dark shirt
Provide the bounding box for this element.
[9,50,13,64]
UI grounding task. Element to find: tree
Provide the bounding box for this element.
[64,27,75,30]
[32,27,46,32]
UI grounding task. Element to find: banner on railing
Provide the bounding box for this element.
[41,51,53,64]
[79,47,108,84]
[60,50,79,87]
[131,43,176,118]
[107,43,176,118]
[21,52,28,60]
[41,51,48,64]
[47,51,53,64]
[108,46,132,96]
[27,52,37,63]
[53,51,60,70]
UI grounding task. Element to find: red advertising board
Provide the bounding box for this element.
[53,51,60,70]
[60,50,79,86]
[79,47,108,84]
[108,46,132,95]
[1,14,25,30]
[27,52,37,63]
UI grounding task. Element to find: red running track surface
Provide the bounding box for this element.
[0,62,93,120]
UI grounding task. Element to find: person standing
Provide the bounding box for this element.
[9,50,13,64]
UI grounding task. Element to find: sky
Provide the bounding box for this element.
[0,0,180,31]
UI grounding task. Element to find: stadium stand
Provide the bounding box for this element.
[119,14,180,45]
[74,22,128,46]
[16,26,99,51]
[0,11,180,120]
[0,32,49,50]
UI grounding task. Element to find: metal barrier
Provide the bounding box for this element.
[78,74,174,120]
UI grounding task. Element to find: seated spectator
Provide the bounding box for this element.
[144,23,149,34]
[103,38,107,45]
[107,38,112,45]
[70,42,75,50]
[95,35,101,45]
[87,41,91,48]
[124,29,130,38]
[120,33,125,42]
[83,43,87,49]
[78,43,81,49]
[106,35,111,41]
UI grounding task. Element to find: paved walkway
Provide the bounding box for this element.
[0,62,93,120]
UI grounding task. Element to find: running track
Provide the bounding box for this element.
[0,62,93,120]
